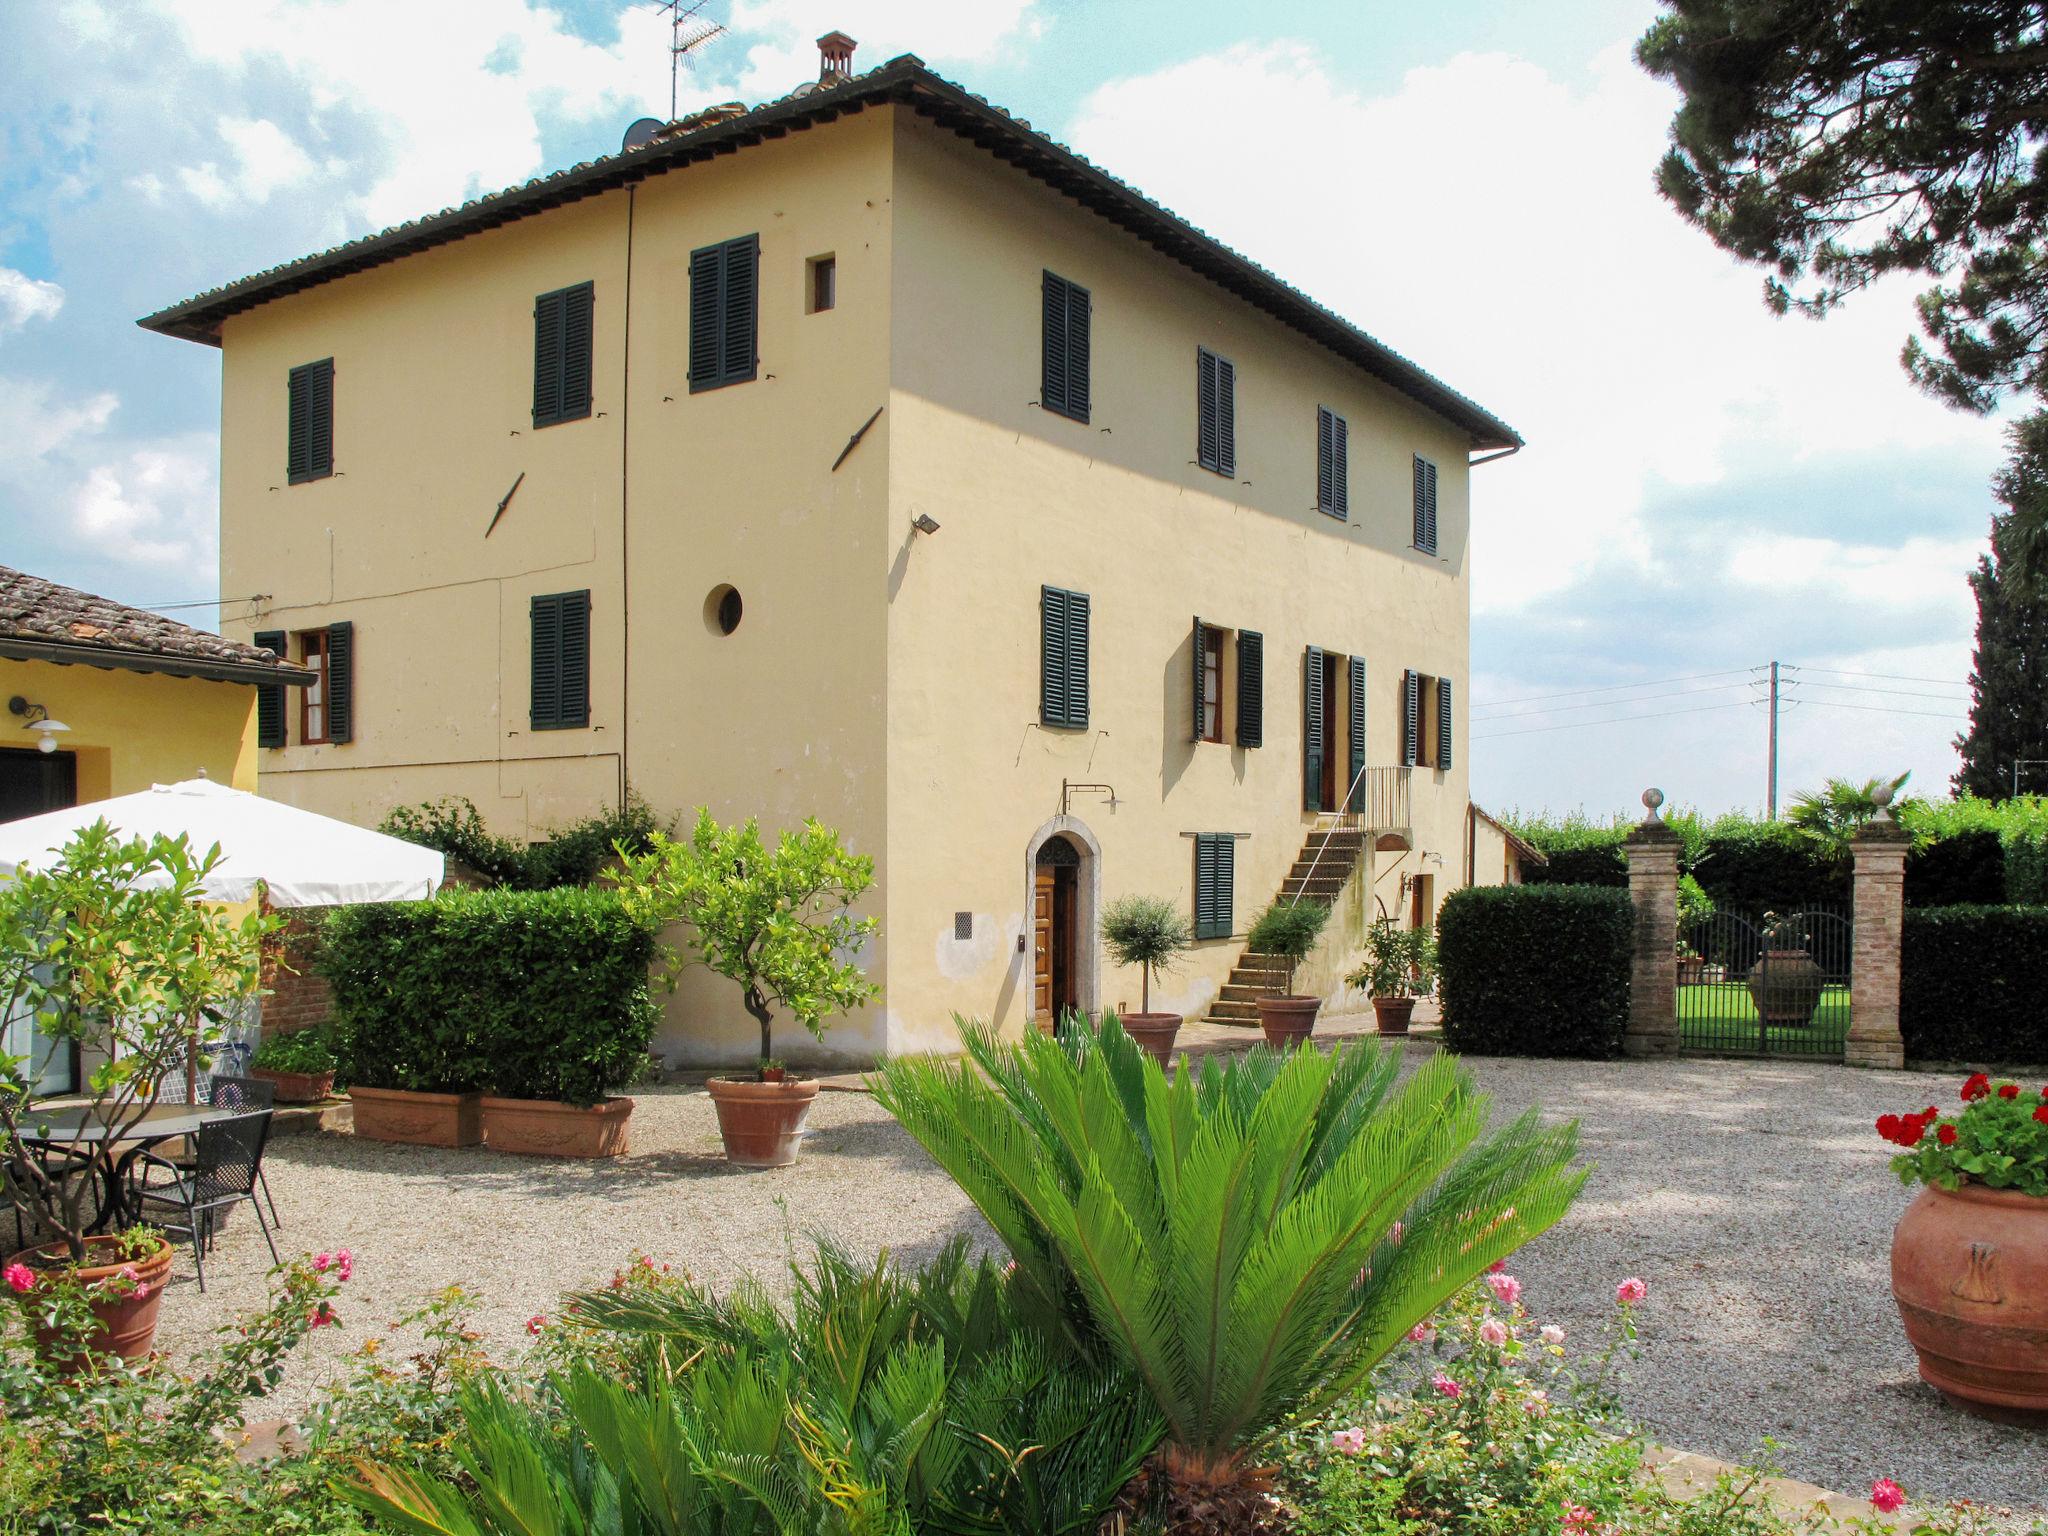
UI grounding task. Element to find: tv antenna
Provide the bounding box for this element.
[652,1,726,120]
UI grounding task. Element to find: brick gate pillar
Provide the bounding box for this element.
[1846,804,1910,1071]
[1622,789,1682,1057]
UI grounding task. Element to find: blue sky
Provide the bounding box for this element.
[0,1,2006,816]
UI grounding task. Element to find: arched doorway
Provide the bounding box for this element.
[1023,817,1101,1028]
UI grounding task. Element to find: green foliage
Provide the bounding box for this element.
[1100,895,1194,1014]
[1957,435,2048,792]
[252,1027,337,1074]
[0,823,275,1262]
[345,1239,1158,1536]
[322,888,658,1105]
[1785,773,1912,863]
[1905,829,2006,908]
[871,1014,1583,1509]
[1350,917,1437,1000]
[1437,886,1634,1059]
[1676,874,1713,933]
[613,810,878,1065]
[1688,820,1848,910]
[1900,906,2048,1066]
[1880,1073,2048,1198]
[1245,898,1333,992]
[378,794,669,890]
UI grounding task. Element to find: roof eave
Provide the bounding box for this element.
[0,638,315,687]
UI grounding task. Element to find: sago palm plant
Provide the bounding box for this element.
[871,1015,1584,1532]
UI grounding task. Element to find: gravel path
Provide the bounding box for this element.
[148,1056,2046,1515]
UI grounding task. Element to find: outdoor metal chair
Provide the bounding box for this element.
[129,1109,279,1292]
[207,1075,282,1228]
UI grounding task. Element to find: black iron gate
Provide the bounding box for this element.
[1676,906,1851,1059]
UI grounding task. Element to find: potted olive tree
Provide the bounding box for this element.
[615,810,877,1168]
[0,823,271,1361]
[1351,917,1437,1036]
[1243,899,1333,1049]
[1100,895,1194,1066]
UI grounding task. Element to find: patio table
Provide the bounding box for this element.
[19,1104,243,1235]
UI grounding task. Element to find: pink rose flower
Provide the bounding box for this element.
[1561,1504,1597,1535]
[1488,1258,1507,1273]
[4,1262,35,1294]
[1870,1478,1905,1514]
[1406,1320,1435,1343]
[336,1249,353,1283]
[1477,1317,1509,1347]
[527,1314,546,1336]
[1430,1371,1462,1399]
[308,1305,334,1328]
[313,1251,332,1273]
[1486,1273,1523,1308]
[1329,1425,1366,1454]
[1526,1388,1551,1418]
[1541,1324,1566,1346]
[1615,1276,1648,1305]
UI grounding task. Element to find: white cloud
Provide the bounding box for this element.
[724,0,1042,98]
[173,116,318,209]
[68,443,219,574]
[0,269,65,334]
[0,377,115,464]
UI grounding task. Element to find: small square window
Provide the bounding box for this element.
[954,911,973,941]
[808,254,836,314]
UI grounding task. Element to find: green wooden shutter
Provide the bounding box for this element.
[531,591,591,730]
[1194,834,1235,941]
[1304,645,1326,811]
[1402,669,1421,767]
[1066,280,1091,422]
[1040,586,1068,728]
[533,289,565,425]
[562,589,590,729]
[1346,655,1367,811]
[1437,676,1454,770]
[531,595,561,729]
[1331,411,1347,516]
[1041,271,1091,424]
[1413,455,1439,553]
[287,359,333,483]
[1214,354,1236,478]
[1065,591,1090,730]
[1197,349,1219,471]
[1236,630,1263,748]
[688,244,721,388]
[562,282,594,421]
[325,620,354,744]
[1190,616,1207,743]
[255,630,286,748]
[720,235,758,386]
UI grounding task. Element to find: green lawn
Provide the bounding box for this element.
[1677,981,1849,1056]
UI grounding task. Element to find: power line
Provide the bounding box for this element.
[1788,679,1970,703]
[1470,667,1758,712]
[1797,699,1968,721]
[1471,699,1756,742]
[1792,665,1971,688]
[1476,679,1765,721]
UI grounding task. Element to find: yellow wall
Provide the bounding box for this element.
[209,102,1493,1066]
[0,658,257,801]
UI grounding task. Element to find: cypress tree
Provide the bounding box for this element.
[1956,415,2048,799]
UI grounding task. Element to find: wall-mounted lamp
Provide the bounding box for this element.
[8,696,71,755]
[911,513,941,536]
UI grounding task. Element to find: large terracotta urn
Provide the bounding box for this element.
[707,1078,820,1168]
[1891,1182,2048,1422]
[13,1234,175,1365]
[1747,949,1824,1027]
[1119,1012,1182,1067]
[1256,995,1320,1050]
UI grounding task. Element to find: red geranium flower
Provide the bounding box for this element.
[2034,1104,2048,1127]
[1875,1114,1903,1144]
[1998,1083,2020,1100]
[1938,1124,1959,1146]
[1962,1073,1991,1101]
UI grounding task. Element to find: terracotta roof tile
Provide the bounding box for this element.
[0,566,309,684]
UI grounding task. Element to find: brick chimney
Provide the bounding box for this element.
[818,31,856,82]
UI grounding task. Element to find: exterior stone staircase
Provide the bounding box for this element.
[1205,825,1366,1025]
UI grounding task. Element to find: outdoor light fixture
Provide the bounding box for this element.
[7,696,71,755]
[911,512,941,535]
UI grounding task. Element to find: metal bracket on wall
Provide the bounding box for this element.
[831,406,884,472]
[484,472,526,538]
[1060,779,1116,817]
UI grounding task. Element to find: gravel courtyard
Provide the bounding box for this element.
[150,1049,2046,1515]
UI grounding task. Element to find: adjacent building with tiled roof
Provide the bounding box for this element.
[0,564,311,686]
[140,34,1524,1066]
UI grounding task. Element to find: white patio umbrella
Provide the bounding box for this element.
[0,777,443,906]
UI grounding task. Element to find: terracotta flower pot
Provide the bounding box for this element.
[1256,995,1321,1050]
[1676,956,1705,987]
[707,1077,820,1168]
[1746,948,1824,1027]
[1891,1181,2048,1422]
[1372,996,1417,1036]
[12,1234,175,1364]
[251,1066,336,1104]
[482,1096,634,1158]
[1120,1012,1182,1067]
[348,1086,483,1148]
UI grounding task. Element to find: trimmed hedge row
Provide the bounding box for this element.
[1900,905,2048,1066]
[1437,884,1634,1059]
[321,888,659,1106]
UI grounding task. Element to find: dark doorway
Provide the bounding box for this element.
[1319,650,1342,811]
[0,747,76,823]
[1033,837,1081,1026]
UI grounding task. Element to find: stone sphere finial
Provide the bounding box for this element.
[1871,778,1895,820]
[1642,787,1665,821]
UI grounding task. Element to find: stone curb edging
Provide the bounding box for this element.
[1645,1446,1912,1531]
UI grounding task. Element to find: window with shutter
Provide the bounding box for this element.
[1304,645,1327,811]
[1402,669,1421,767]
[326,620,354,744]
[1236,630,1263,748]
[531,590,592,730]
[1437,676,1454,771]
[1191,617,1225,744]
[1194,834,1236,941]
[286,359,334,483]
[295,631,329,744]
[1197,348,1236,477]
[532,283,594,428]
[1412,455,1439,554]
[689,235,760,392]
[1040,586,1090,730]
[1346,655,1366,811]
[1316,407,1348,519]
[255,630,286,748]
[1041,271,1091,424]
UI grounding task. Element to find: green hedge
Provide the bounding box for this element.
[1436,885,1634,1058]
[1900,906,2048,1065]
[322,888,659,1105]
[1905,830,2006,907]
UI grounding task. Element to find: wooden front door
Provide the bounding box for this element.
[1033,868,1055,1019]
[1033,864,1079,1026]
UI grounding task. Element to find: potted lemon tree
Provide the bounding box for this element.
[1243,899,1333,1049]
[1099,895,1193,1066]
[615,810,877,1168]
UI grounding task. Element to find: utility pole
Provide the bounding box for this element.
[1767,660,1781,820]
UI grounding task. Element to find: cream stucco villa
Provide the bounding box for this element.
[141,37,1522,1066]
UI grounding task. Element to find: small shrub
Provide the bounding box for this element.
[323,888,659,1104]
[252,1028,338,1074]
[1690,821,1846,910]
[379,794,670,890]
[1437,885,1634,1058]
[1905,829,2006,907]
[1245,899,1333,993]
[1100,894,1194,1015]
[1900,906,2048,1065]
